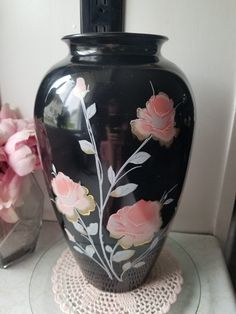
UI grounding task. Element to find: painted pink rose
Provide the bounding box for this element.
[73,77,89,98]
[107,199,162,249]
[5,128,41,176]
[0,148,22,223]
[51,172,95,220]
[130,92,177,146]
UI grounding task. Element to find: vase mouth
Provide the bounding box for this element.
[62,32,168,57]
[62,32,168,42]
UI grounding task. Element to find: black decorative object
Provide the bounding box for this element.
[34,33,194,292]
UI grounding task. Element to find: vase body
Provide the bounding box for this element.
[34,33,194,292]
[0,174,44,268]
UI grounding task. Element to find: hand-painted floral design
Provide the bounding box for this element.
[130,92,177,146]
[50,78,178,282]
[107,200,162,249]
[51,172,95,220]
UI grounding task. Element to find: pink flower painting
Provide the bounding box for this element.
[130,92,177,146]
[51,172,96,220]
[46,78,178,281]
[106,200,162,249]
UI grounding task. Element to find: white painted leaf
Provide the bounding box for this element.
[105,245,113,253]
[64,228,75,242]
[134,261,145,268]
[73,245,84,254]
[73,222,87,235]
[122,262,132,271]
[85,245,95,257]
[129,152,151,165]
[163,198,174,205]
[112,250,135,262]
[87,223,98,236]
[108,166,115,185]
[86,103,96,119]
[79,140,95,154]
[110,183,138,198]
[52,163,57,174]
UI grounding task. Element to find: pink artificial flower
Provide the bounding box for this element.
[0,148,22,223]
[51,172,95,220]
[0,103,18,119]
[130,93,177,146]
[0,119,17,145]
[0,104,34,146]
[73,77,89,98]
[15,119,34,132]
[5,129,41,176]
[107,200,162,249]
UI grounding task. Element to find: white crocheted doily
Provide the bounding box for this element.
[51,248,183,314]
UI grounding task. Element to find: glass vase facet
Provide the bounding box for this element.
[0,174,44,268]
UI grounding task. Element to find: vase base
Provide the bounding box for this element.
[52,247,183,314]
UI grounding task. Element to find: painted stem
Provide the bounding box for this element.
[102,135,152,211]
[109,241,122,282]
[79,95,153,281]
[160,184,178,203]
[115,165,142,185]
[79,96,103,215]
[77,211,113,279]
[132,228,167,266]
[79,96,118,279]
[74,242,107,272]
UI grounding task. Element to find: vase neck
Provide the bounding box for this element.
[62,32,168,59]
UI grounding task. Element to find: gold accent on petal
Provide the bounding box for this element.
[136,108,143,118]
[134,237,154,247]
[109,233,122,240]
[119,241,131,250]
[130,120,149,141]
[82,186,89,195]
[78,194,96,216]
[118,234,155,249]
[66,211,79,222]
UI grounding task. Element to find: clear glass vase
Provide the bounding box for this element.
[0,174,44,268]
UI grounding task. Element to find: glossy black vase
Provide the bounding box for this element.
[34,33,194,292]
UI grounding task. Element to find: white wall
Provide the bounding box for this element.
[1,0,235,246]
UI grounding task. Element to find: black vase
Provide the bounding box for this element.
[34,33,194,292]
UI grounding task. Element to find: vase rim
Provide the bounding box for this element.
[62,32,168,57]
[62,32,168,42]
